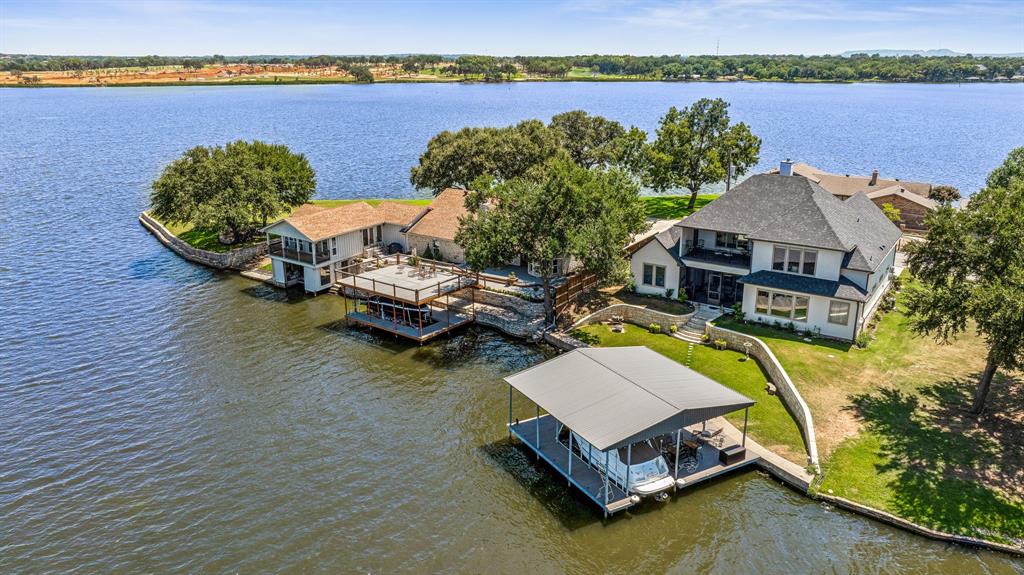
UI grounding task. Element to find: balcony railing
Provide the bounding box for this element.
[268,239,331,265]
[681,245,751,269]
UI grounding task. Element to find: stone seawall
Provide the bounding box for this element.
[571,303,695,334]
[706,323,820,468]
[140,212,266,271]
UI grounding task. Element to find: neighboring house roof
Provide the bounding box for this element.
[377,201,429,226]
[679,173,901,273]
[776,162,933,198]
[739,270,869,302]
[625,219,682,254]
[406,187,470,242]
[864,185,938,209]
[263,201,427,242]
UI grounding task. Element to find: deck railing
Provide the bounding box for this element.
[268,239,331,265]
[335,253,477,304]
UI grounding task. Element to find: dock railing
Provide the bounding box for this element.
[335,253,478,304]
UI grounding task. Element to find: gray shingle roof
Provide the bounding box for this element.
[679,174,901,272]
[738,270,869,302]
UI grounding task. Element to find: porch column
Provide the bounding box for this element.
[535,404,540,448]
[674,429,681,482]
[625,443,632,493]
[604,450,610,504]
[567,431,573,482]
[742,407,749,447]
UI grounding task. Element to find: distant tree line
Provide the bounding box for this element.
[4,53,1022,82]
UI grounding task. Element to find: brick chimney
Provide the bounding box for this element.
[779,159,794,177]
[869,169,879,186]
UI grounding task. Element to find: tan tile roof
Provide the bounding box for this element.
[284,201,381,241]
[407,188,470,242]
[376,201,428,226]
[780,162,933,198]
[865,184,938,209]
[267,200,427,242]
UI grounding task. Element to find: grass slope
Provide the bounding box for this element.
[714,294,1024,544]
[573,323,808,464]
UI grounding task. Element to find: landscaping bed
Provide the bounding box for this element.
[572,323,808,465]
[714,299,1024,546]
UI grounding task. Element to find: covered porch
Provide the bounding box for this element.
[504,346,757,516]
[681,266,745,307]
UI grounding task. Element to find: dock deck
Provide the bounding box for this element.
[509,414,759,515]
[346,307,473,342]
[336,255,476,305]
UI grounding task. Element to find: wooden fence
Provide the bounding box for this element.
[553,271,600,317]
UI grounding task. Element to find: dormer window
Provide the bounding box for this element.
[772,245,817,276]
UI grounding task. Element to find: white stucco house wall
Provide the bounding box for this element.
[627,163,902,342]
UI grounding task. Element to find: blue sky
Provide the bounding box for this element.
[2,0,1022,56]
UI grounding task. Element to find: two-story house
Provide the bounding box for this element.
[262,201,428,293]
[629,168,901,341]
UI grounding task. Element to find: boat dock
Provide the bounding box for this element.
[504,347,759,516]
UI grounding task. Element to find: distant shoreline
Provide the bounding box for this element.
[4,77,1022,88]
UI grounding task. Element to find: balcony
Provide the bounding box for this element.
[681,246,751,270]
[268,239,331,265]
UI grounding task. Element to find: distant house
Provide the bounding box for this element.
[628,170,901,341]
[262,201,427,293]
[773,160,938,231]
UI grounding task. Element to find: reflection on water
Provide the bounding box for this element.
[1,85,1022,573]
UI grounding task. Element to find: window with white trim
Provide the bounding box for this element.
[828,300,851,325]
[642,263,666,287]
[755,289,809,322]
[771,245,817,276]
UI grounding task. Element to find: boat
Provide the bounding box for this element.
[562,428,675,499]
[366,296,433,326]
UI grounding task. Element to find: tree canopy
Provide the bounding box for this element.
[150,140,315,244]
[455,158,646,318]
[643,98,761,208]
[905,147,1024,414]
[928,185,961,204]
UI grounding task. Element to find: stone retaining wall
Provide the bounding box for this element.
[706,323,820,468]
[571,303,695,334]
[140,212,266,270]
[816,494,1023,557]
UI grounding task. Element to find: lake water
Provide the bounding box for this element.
[1,83,1022,573]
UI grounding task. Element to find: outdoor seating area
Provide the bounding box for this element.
[505,346,758,516]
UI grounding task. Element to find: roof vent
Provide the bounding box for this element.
[779,159,794,177]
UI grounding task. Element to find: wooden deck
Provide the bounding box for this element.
[509,414,760,515]
[346,308,473,342]
[335,256,477,305]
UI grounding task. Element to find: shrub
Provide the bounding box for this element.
[649,323,661,333]
[786,321,796,333]
[665,288,675,299]
[669,324,678,333]
[855,332,872,349]
[890,273,903,292]
[677,291,688,303]
[713,339,728,350]
[506,271,518,286]
[701,333,710,342]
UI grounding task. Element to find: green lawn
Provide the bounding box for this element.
[641,194,717,219]
[573,323,808,464]
[714,295,1024,544]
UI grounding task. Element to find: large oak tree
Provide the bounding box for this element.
[150,140,315,244]
[905,147,1024,414]
[643,98,761,209]
[456,157,647,319]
